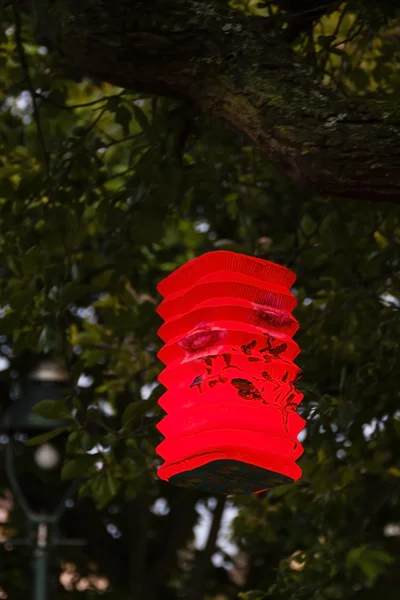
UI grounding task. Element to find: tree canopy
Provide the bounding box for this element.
[1,1,400,599]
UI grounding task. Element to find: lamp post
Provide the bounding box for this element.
[1,360,85,600]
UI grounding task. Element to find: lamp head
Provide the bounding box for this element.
[2,360,72,434]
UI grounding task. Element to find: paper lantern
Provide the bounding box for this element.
[155,251,304,495]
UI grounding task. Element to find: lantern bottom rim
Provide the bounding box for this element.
[159,457,296,495]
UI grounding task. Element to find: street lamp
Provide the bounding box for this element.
[1,360,84,600]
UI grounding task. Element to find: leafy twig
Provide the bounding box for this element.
[36,90,125,111]
[102,132,143,149]
[12,1,50,178]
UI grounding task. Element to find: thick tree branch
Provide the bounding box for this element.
[22,0,400,202]
[12,0,50,176]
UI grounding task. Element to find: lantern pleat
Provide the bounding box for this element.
[157,429,302,463]
[158,350,301,390]
[157,299,299,342]
[157,325,300,365]
[156,405,305,440]
[157,250,296,296]
[158,386,303,413]
[173,269,293,290]
[157,277,297,320]
[155,251,304,495]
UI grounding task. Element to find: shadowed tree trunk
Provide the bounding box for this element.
[16,0,400,202]
[187,497,226,600]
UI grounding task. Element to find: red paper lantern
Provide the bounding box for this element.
[155,251,304,495]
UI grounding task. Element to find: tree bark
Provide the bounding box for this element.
[20,0,400,202]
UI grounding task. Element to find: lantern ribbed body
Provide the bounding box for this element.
[155,251,304,495]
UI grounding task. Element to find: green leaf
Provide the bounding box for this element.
[319,212,341,252]
[107,470,118,497]
[104,433,118,447]
[72,126,88,137]
[61,454,98,480]
[132,104,150,132]
[33,399,73,421]
[8,256,23,276]
[80,432,98,452]
[0,310,18,335]
[317,35,336,48]
[347,545,394,584]
[66,430,81,454]
[350,68,370,91]
[270,483,295,498]
[61,282,92,306]
[300,214,317,237]
[213,239,245,252]
[90,471,122,509]
[116,105,132,136]
[39,325,61,353]
[238,592,268,600]
[25,426,70,446]
[9,290,34,311]
[107,96,119,113]
[20,246,44,274]
[121,457,137,479]
[122,397,157,430]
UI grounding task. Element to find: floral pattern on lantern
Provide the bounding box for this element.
[155,250,304,495]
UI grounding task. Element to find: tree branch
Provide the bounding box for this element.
[19,0,400,202]
[145,491,200,600]
[187,497,226,600]
[280,0,342,42]
[36,90,125,110]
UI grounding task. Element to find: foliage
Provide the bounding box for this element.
[0,1,400,599]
